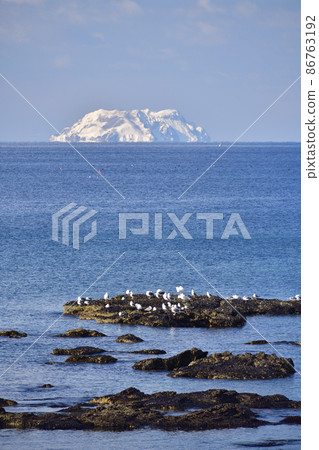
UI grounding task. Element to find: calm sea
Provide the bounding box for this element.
[0,143,301,449]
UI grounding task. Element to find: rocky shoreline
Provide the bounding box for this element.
[63,295,300,329]
[0,387,300,431]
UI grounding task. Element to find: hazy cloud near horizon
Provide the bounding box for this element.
[0,0,300,141]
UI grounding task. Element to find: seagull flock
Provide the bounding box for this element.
[76,289,301,311]
[76,286,207,315]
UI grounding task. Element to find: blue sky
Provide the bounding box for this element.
[0,0,300,141]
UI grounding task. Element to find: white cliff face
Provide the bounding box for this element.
[50,109,210,143]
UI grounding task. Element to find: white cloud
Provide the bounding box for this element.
[235,0,258,18]
[197,22,217,35]
[197,0,225,14]
[118,0,142,15]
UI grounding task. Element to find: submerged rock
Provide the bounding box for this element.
[0,330,27,338]
[280,416,301,425]
[51,346,106,355]
[169,351,296,380]
[39,384,53,389]
[129,349,166,355]
[65,355,117,364]
[57,329,106,338]
[245,340,301,346]
[116,334,143,343]
[0,398,18,407]
[133,348,208,371]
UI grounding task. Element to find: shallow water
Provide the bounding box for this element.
[0,143,300,448]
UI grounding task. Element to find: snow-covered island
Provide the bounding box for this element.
[50,109,210,143]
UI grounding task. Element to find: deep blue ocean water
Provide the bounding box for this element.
[0,143,300,448]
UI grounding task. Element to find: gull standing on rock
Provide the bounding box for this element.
[176,286,184,293]
[191,289,196,297]
[206,292,211,298]
[104,292,109,300]
[178,293,190,301]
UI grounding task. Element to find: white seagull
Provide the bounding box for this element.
[178,293,190,301]
[191,289,196,297]
[135,303,142,310]
[105,303,110,308]
[243,296,250,301]
[145,306,152,311]
[176,286,184,293]
[162,303,167,311]
[206,292,212,298]
[104,292,109,300]
[252,294,259,299]
[146,291,154,298]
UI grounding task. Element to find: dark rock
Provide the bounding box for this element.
[0,398,18,407]
[116,334,143,343]
[57,329,106,338]
[39,384,53,389]
[0,387,300,432]
[168,351,296,380]
[63,295,299,330]
[129,349,166,355]
[0,330,27,338]
[65,355,117,364]
[245,340,301,346]
[133,348,208,371]
[51,346,106,355]
[279,416,301,425]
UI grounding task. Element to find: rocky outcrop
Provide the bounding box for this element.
[51,346,106,355]
[0,398,18,407]
[116,334,143,343]
[129,349,166,355]
[169,351,296,380]
[133,348,208,371]
[65,355,117,364]
[0,387,299,431]
[245,340,301,346]
[63,295,300,330]
[0,330,27,338]
[39,384,53,389]
[57,329,106,338]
